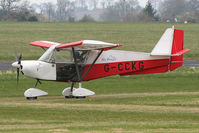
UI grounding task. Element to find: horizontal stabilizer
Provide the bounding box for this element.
[171,48,190,56]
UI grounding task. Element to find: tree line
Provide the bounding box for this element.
[0,0,199,23]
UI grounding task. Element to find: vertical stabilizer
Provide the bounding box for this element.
[150,27,190,71]
[150,28,174,56]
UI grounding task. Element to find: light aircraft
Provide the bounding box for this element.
[12,26,190,99]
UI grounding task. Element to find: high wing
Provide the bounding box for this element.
[29,41,61,48]
[29,40,121,51]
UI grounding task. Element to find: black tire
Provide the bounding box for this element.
[65,96,70,99]
[26,97,37,100]
[65,96,75,99]
[76,96,86,99]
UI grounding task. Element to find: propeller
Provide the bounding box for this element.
[13,51,23,84]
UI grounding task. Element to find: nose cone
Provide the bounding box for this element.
[12,62,20,68]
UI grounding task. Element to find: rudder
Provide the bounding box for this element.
[170,29,184,71]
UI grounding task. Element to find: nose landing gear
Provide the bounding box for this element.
[24,79,48,100]
[24,88,48,100]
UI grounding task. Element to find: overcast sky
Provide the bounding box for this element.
[28,0,148,7]
[138,0,148,7]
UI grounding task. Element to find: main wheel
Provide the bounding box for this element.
[26,97,37,100]
[75,96,86,99]
[65,96,75,99]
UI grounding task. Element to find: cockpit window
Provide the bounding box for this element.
[55,50,73,63]
[40,47,89,64]
[55,50,89,63]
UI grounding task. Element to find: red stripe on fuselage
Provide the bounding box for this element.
[82,59,169,81]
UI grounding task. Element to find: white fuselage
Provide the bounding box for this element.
[12,50,169,81]
[15,60,56,80]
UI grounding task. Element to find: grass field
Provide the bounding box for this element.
[0,22,199,132]
[0,22,198,61]
[0,67,199,133]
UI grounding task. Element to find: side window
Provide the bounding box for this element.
[75,50,88,63]
[55,50,73,63]
[55,50,89,63]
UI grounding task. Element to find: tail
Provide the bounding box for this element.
[150,26,190,71]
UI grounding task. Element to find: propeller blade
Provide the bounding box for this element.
[17,68,19,84]
[14,50,18,61]
[14,51,23,86]
[18,54,23,70]
[18,54,22,64]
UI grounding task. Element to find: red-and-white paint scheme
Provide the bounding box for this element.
[12,27,190,99]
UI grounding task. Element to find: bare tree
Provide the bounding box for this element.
[43,2,55,21]
[128,0,139,9]
[186,0,199,22]
[92,0,97,10]
[188,0,199,12]
[101,1,105,9]
[77,0,87,9]
[106,0,112,7]
[159,0,188,21]
[101,0,139,22]
[56,0,75,21]
[101,7,121,21]
[19,0,32,12]
[0,0,20,12]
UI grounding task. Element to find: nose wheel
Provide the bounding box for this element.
[62,82,95,99]
[24,80,48,100]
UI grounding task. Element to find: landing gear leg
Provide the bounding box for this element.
[76,83,86,99]
[65,82,75,99]
[34,79,42,88]
[62,47,101,99]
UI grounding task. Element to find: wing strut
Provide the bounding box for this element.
[66,49,103,98]
[72,48,104,82]
[72,47,81,82]
[81,49,104,81]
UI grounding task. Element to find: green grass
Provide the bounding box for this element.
[0,22,198,61]
[0,67,199,132]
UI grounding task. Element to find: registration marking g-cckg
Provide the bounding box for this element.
[104,61,144,72]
